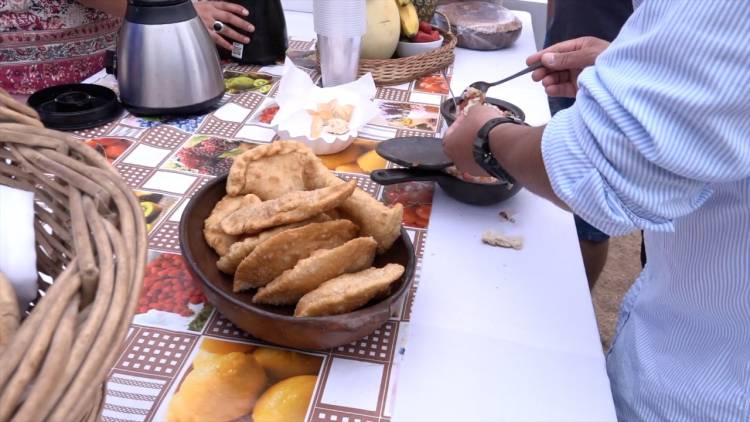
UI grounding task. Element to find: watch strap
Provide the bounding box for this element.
[473,117,519,185]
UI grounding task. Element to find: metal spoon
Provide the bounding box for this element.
[468,61,543,94]
[440,68,459,112]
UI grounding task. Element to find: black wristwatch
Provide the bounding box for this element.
[473,116,525,186]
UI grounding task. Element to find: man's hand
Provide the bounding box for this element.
[526,36,609,97]
[194,1,255,51]
[442,105,506,177]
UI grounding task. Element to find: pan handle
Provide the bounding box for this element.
[370,168,448,185]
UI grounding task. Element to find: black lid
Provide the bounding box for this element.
[27,84,123,131]
[377,137,452,170]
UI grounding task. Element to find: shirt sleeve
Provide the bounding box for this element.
[541,1,750,236]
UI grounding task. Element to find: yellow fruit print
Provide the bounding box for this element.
[166,338,324,422]
[252,375,318,422]
[252,348,322,382]
[166,352,267,422]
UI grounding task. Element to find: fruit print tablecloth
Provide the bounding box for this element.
[78,39,451,422]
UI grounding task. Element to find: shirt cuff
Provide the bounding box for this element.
[541,105,675,236]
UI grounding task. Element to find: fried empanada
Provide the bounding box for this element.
[220,181,356,236]
[252,237,377,305]
[233,220,358,291]
[226,141,317,199]
[216,214,332,275]
[305,164,402,253]
[294,264,405,317]
[203,194,261,256]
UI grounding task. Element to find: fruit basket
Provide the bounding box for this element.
[0,88,146,421]
[358,13,456,86]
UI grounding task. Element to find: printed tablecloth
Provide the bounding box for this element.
[76,39,452,422]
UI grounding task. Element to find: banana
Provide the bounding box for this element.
[398,2,419,38]
[394,0,410,6]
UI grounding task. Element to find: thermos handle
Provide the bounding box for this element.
[105,50,116,75]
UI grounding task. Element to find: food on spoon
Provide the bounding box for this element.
[253,237,378,305]
[481,230,523,250]
[220,181,356,236]
[252,375,317,422]
[294,264,405,317]
[204,194,261,256]
[458,86,486,115]
[234,220,358,291]
[166,352,267,422]
[217,214,332,274]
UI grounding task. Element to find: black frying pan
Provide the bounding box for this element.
[371,137,521,206]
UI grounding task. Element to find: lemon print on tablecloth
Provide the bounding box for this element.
[252,348,323,382]
[167,351,267,422]
[252,375,318,422]
[192,337,256,369]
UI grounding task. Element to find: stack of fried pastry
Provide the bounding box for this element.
[203,141,405,317]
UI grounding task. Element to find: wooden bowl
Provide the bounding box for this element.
[180,175,415,350]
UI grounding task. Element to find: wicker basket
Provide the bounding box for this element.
[0,88,146,422]
[357,25,457,86]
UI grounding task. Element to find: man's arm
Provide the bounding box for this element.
[486,123,568,209]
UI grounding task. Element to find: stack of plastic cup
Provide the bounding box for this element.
[313,0,366,87]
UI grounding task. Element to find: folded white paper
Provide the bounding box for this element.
[0,185,38,311]
[271,59,380,146]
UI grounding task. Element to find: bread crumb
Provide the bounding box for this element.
[482,230,523,250]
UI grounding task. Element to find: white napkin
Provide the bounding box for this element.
[0,185,38,311]
[271,58,380,144]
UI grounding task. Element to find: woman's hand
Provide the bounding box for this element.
[194,1,255,51]
[442,105,506,177]
[526,36,609,97]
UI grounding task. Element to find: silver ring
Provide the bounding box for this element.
[212,20,225,32]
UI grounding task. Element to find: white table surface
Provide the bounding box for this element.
[284,9,616,421]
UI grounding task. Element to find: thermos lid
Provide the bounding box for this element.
[27,84,123,131]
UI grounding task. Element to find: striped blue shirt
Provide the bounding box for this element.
[541,1,750,420]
